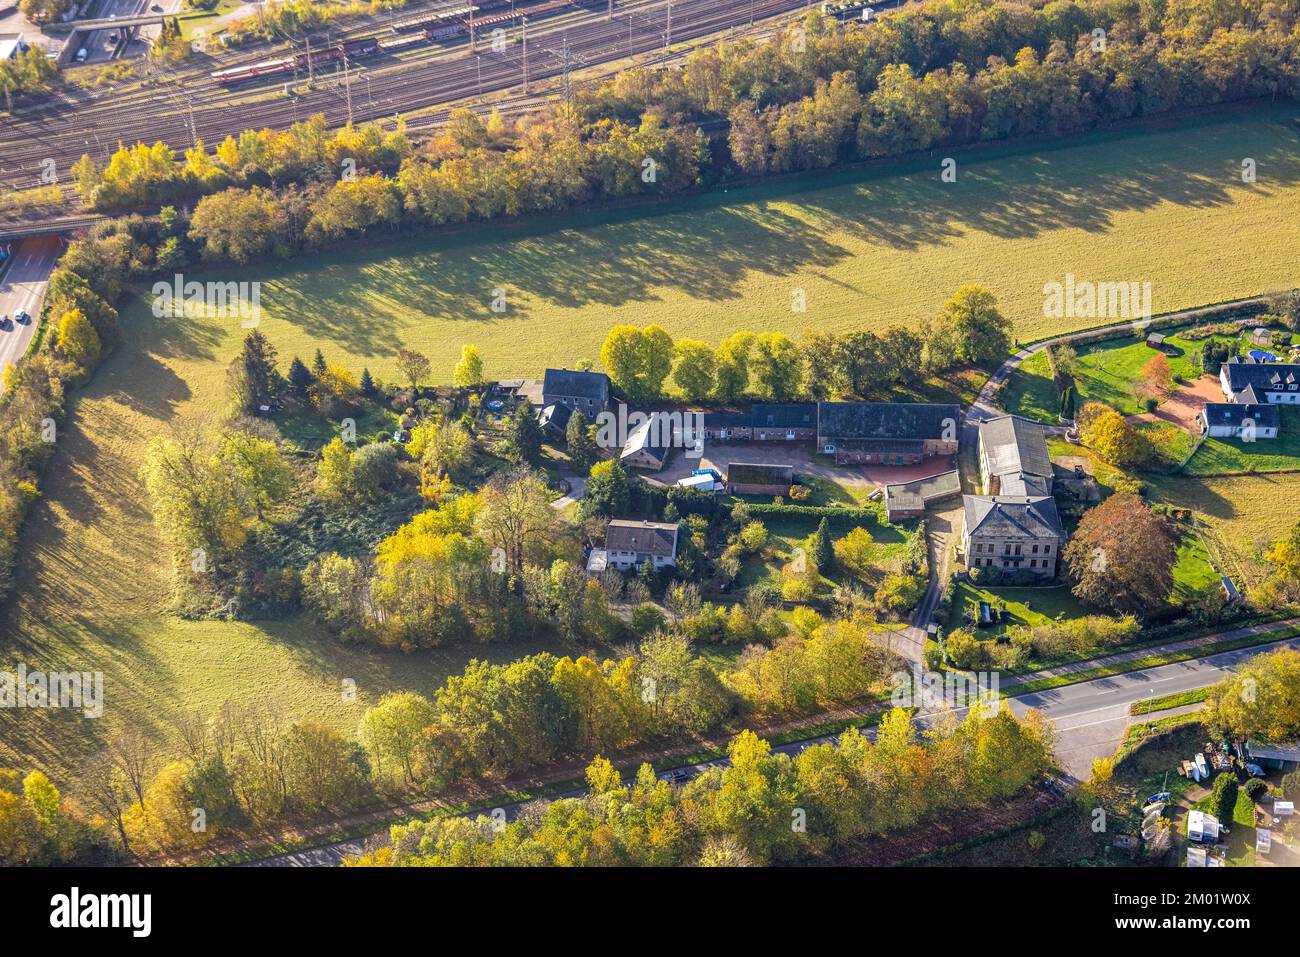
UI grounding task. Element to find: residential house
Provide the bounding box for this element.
[1220,358,1300,405]
[727,462,794,496]
[698,410,753,441]
[884,469,961,522]
[1198,402,1280,439]
[620,413,671,471]
[751,403,817,441]
[537,402,573,439]
[542,368,611,414]
[978,415,1054,496]
[603,519,680,570]
[961,495,1067,577]
[817,402,960,466]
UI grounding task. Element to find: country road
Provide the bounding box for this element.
[250,633,1300,866]
[0,236,61,376]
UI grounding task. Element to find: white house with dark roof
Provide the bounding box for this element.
[1198,402,1280,439]
[603,519,680,570]
[1220,358,1300,405]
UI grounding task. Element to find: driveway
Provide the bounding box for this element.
[1125,373,1222,432]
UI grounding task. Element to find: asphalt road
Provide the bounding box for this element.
[250,634,1300,866]
[0,236,61,374]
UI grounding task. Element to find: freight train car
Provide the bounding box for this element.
[211,36,380,85]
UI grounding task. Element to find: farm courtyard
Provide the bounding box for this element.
[5,104,1300,786]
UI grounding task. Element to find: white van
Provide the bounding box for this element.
[75,47,89,62]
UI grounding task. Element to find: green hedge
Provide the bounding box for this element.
[745,503,878,526]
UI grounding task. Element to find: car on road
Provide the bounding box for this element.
[1,315,11,330]
[15,310,30,324]
[658,768,691,785]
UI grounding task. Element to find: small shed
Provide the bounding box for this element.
[585,548,608,576]
[1186,846,1208,867]
[1147,332,1166,348]
[1221,577,1241,603]
[1274,800,1295,818]
[1246,740,1300,772]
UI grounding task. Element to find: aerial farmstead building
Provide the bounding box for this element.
[541,368,612,414]
[961,414,1065,577]
[816,402,961,466]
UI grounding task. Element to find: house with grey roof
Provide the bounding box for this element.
[961,495,1067,577]
[978,415,1054,497]
[1198,402,1280,439]
[1220,358,1300,405]
[620,413,672,471]
[542,369,611,414]
[816,402,960,465]
[751,403,818,441]
[603,519,680,570]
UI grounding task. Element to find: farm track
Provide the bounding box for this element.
[0,0,823,193]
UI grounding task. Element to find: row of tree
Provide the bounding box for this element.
[597,283,1013,405]
[352,705,1054,867]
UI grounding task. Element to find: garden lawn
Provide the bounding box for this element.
[946,581,1089,640]
[1186,406,1300,474]
[1003,326,1231,421]
[1171,532,1219,602]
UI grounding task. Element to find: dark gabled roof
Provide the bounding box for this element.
[963,495,1065,540]
[605,519,679,557]
[542,368,611,403]
[727,462,794,486]
[537,402,573,434]
[1201,402,1281,429]
[700,410,752,429]
[752,403,817,429]
[817,401,960,441]
[1223,362,1300,395]
[980,415,1053,480]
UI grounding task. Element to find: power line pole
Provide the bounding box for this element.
[665,0,671,57]
[343,54,353,125]
[469,6,476,53]
[521,17,528,93]
[607,0,612,19]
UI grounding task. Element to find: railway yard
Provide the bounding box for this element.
[0,0,864,210]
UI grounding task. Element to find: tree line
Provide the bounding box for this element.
[349,705,1054,867]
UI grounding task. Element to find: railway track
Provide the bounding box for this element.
[0,0,818,192]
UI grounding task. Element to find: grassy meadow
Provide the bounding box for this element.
[6,103,1300,787]
[138,105,1300,387]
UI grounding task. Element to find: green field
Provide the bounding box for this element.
[139,105,1300,387]
[8,103,1300,790]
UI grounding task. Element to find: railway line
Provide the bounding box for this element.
[0,0,822,194]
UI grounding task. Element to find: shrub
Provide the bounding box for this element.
[1243,777,1269,801]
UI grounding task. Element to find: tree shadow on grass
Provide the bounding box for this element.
[230,108,1300,357]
